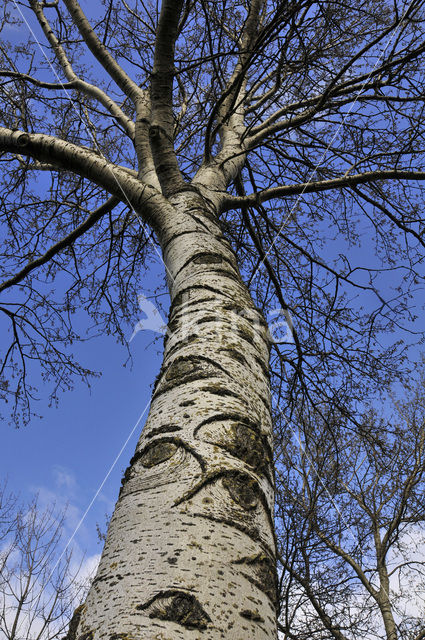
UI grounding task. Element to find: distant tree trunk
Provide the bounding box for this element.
[71,191,278,639]
[380,601,397,640]
[377,561,397,640]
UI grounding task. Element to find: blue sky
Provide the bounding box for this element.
[0,1,169,567]
[1,281,165,561]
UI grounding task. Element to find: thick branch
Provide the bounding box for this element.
[134,92,161,191]
[62,0,143,102]
[219,0,263,141]
[222,170,425,211]
[0,128,166,229]
[29,1,135,139]
[150,0,185,193]
[203,0,264,164]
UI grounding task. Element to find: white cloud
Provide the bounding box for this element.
[75,552,101,586]
[52,465,78,495]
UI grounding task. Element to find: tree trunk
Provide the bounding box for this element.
[377,572,397,640]
[70,192,278,639]
[380,602,397,640]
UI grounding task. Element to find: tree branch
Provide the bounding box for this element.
[62,0,143,103]
[278,553,351,640]
[245,36,425,148]
[313,528,379,599]
[29,1,135,139]
[0,196,120,295]
[222,170,425,211]
[149,0,185,193]
[0,128,165,228]
[351,185,425,249]
[0,71,76,90]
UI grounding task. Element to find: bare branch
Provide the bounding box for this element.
[150,0,185,193]
[61,0,143,102]
[222,170,425,211]
[0,127,166,226]
[0,195,119,295]
[28,0,135,139]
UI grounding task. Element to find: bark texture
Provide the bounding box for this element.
[73,192,277,639]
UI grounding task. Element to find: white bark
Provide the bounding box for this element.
[30,0,135,140]
[69,192,278,640]
[0,128,168,229]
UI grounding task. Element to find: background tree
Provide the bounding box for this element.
[275,381,425,640]
[0,0,425,638]
[0,488,88,640]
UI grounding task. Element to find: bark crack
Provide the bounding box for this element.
[136,590,211,630]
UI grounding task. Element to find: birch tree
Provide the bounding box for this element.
[1,1,425,638]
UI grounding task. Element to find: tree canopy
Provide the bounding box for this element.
[0,0,424,426]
